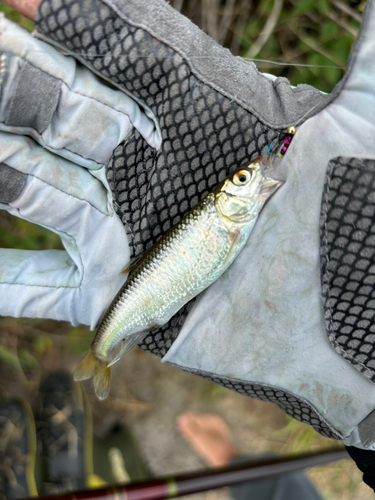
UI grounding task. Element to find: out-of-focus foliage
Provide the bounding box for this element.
[0,0,365,93]
[176,0,364,93]
[0,2,33,30]
[0,212,63,250]
[67,325,93,354]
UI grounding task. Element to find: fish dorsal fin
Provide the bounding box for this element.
[108,330,148,367]
[120,246,154,275]
[120,255,143,275]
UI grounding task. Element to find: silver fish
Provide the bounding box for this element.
[74,160,282,399]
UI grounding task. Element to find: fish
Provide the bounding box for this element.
[73,160,283,399]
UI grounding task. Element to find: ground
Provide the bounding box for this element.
[0,315,373,500]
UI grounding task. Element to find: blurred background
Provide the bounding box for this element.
[0,1,371,499]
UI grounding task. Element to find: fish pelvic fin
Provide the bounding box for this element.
[73,348,111,400]
[108,330,148,368]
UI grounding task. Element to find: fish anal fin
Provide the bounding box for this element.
[108,331,148,368]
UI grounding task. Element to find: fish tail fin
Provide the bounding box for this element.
[93,364,111,401]
[73,348,97,382]
[73,348,111,400]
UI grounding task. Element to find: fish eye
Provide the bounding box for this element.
[233,170,251,186]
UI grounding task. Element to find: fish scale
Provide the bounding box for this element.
[74,161,283,399]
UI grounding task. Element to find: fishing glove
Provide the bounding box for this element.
[2,0,375,455]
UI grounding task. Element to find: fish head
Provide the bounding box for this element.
[214,161,283,225]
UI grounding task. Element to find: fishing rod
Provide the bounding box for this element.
[35,448,348,500]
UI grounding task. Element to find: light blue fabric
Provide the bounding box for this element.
[0,17,160,327]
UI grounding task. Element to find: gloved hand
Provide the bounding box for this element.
[0,12,162,327]
[2,0,375,454]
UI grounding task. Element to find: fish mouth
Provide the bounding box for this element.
[212,179,226,196]
[219,190,249,206]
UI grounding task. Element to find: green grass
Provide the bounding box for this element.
[0,2,33,30]
[0,213,63,250]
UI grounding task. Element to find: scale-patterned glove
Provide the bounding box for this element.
[4,0,375,454]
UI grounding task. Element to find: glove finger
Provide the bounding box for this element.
[0,17,161,172]
[0,132,129,327]
[33,0,331,130]
[0,129,111,215]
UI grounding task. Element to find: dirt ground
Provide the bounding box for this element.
[0,316,373,500]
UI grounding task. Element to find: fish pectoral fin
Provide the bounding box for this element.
[108,331,148,368]
[73,348,111,401]
[222,229,242,268]
[259,177,283,199]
